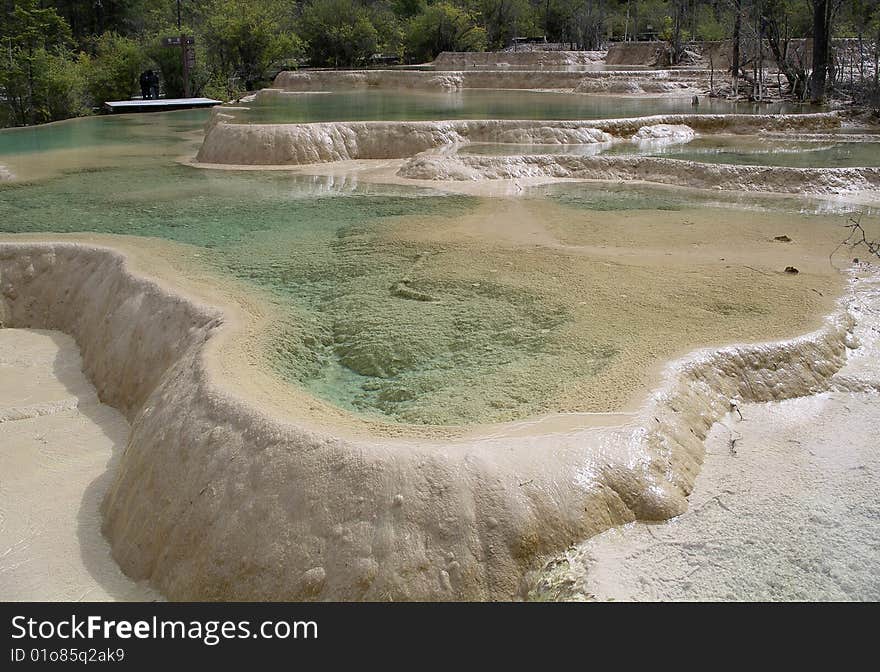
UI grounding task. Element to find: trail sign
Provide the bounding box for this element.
[161,35,195,98]
[161,35,194,46]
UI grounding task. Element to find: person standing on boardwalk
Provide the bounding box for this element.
[139,70,151,99]
[148,70,160,99]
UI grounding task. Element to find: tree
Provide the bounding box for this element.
[660,0,690,63]
[143,25,207,98]
[201,0,302,91]
[0,0,82,125]
[405,2,487,62]
[82,32,147,105]
[809,0,845,103]
[481,0,536,49]
[299,0,380,67]
[761,0,809,98]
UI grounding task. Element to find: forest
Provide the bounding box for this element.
[1,0,879,126]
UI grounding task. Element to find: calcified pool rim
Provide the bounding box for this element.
[192,109,880,197]
[0,239,868,600]
[196,110,842,164]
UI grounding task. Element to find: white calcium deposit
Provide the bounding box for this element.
[631,123,696,146]
[0,165,12,181]
[271,68,707,94]
[0,241,865,600]
[398,153,880,195]
[196,111,840,169]
[431,51,606,69]
[0,328,161,601]
[529,271,880,601]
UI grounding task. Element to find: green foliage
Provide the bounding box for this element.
[0,48,87,125]
[0,0,83,125]
[393,0,427,19]
[200,0,302,90]
[693,3,727,41]
[82,32,147,105]
[43,51,88,119]
[2,0,72,53]
[405,2,487,62]
[299,0,380,67]
[371,3,407,58]
[201,74,246,103]
[143,26,210,98]
[481,0,536,49]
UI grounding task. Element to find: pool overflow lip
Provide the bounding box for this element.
[0,241,869,600]
[3,59,879,600]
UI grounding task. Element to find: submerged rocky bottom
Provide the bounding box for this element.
[0,165,852,425]
[0,110,874,427]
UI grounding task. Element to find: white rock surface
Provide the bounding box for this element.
[432,51,605,69]
[0,328,159,601]
[529,273,880,601]
[0,242,865,600]
[271,67,706,95]
[631,123,696,146]
[398,153,880,195]
[196,111,840,167]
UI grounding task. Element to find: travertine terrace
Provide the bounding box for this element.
[0,241,863,599]
[2,49,879,602]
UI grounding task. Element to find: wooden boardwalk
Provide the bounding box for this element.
[103,97,221,114]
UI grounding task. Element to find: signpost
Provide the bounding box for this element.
[161,2,194,98]
[161,35,194,98]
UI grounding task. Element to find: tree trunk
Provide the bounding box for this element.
[810,0,831,103]
[763,10,807,98]
[731,1,741,96]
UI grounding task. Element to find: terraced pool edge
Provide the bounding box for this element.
[0,239,866,600]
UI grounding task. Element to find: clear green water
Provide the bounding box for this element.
[0,110,620,424]
[629,137,880,168]
[462,136,880,168]
[0,111,209,155]
[0,107,875,425]
[233,89,802,123]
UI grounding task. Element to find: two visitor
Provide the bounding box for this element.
[139,70,160,100]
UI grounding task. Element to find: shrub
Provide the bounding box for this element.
[83,32,148,106]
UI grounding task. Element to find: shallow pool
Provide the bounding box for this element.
[461,135,880,168]
[231,89,803,124]
[0,110,862,426]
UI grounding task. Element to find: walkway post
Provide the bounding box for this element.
[177,0,190,98]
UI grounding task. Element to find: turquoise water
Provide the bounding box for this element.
[232,89,803,123]
[462,137,880,168]
[0,107,875,425]
[1,111,609,424]
[0,111,209,156]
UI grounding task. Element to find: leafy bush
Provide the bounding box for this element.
[201,0,303,91]
[0,0,84,125]
[82,32,147,105]
[405,3,486,63]
[202,74,246,103]
[299,0,380,67]
[0,47,87,125]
